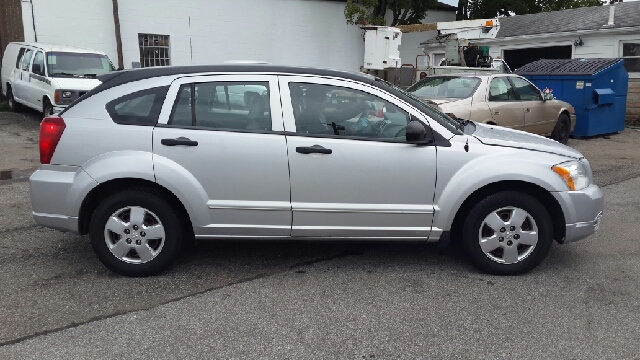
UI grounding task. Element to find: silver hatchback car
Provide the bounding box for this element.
[30,65,603,276]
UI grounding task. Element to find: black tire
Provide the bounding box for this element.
[551,113,571,145]
[89,189,184,277]
[461,191,553,276]
[6,87,22,112]
[42,98,54,117]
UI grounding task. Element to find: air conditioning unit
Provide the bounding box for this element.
[362,26,402,70]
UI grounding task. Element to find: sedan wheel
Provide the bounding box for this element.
[552,114,571,144]
[90,189,183,276]
[462,191,553,275]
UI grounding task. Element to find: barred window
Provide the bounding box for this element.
[139,34,170,67]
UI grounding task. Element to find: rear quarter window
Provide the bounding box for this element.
[106,86,168,126]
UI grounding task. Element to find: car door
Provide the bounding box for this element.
[509,76,556,135]
[27,51,48,110]
[12,48,33,105]
[486,76,524,130]
[153,74,292,238]
[279,76,437,239]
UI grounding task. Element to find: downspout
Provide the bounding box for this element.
[112,0,124,69]
[29,0,37,42]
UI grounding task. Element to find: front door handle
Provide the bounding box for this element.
[296,145,332,154]
[161,137,198,146]
[525,108,531,113]
[493,111,500,115]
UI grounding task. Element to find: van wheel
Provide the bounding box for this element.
[42,98,54,117]
[462,191,553,276]
[89,189,184,277]
[551,114,571,144]
[6,87,22,112]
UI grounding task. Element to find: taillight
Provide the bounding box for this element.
[40,116,66,164]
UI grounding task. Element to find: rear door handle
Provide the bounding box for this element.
[296,145,332,154]
[161,137,198,146]
[493,111,500,115]
[525,108,531,113]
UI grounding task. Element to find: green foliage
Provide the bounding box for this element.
[344,0,438,26]
[0,101,8,112]
[457,0,609,20]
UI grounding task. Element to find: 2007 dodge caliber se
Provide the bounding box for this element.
[30,65,604,277]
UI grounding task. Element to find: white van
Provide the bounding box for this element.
[1,42,115,116]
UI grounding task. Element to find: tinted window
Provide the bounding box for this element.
[106,86,169,125]
[16,48,26,68]
[407,76,480,99]
[20,50,33,71]
[289,83,409,141]
[622,43,640,73]
[510,77,542,101]
[32,52,45,74]
[488,77,516,101]
[169,82,272,131]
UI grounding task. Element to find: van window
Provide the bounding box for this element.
[16,48,26,68]
[20,50,33,71]
[47,52,115,77]
[106,86,169,126]
[32,52,45,75]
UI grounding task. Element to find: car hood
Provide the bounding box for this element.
[51,77,102,91]
[471,122,583,159]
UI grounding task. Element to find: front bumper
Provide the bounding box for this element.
[552,184,604,244]
[52,105,67,114]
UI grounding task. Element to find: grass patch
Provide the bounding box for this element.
[0,101,8,112]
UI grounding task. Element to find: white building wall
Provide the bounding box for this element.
[23,0,118,64]
[116,0,367,71]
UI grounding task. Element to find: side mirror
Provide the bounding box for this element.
[543,93,554,101]
[406,120,433,145]
[32,64,43,75]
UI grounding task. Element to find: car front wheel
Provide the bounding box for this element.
[89,189,184,276]
[462,191,554,275]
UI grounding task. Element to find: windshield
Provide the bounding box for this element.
[46,52,115,77]
[376,79,462,130]
[407,76,481,99]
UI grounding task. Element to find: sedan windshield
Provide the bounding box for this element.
[407,76,480,99]
[46,52,115,77]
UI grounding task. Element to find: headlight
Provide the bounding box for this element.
[552,159,591,191]
[62,91,72,98]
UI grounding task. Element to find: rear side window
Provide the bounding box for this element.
[106,86,169,126]
[16,48,26,68]
[21,50,33,71]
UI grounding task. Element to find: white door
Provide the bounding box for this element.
[12,48,33,105]
[153,74,292,238]
[279,76,438,239]
[27,51,47,111]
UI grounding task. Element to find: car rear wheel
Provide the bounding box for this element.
[89,189,184,276]
[7,87,22,112]
[551,113,571,144]
[462,191,553,275]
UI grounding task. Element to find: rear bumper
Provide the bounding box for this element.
[30,165,97,234]
[552,184,604,244]
[569,114,577,132]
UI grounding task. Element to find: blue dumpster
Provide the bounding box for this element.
[516,58,628,137]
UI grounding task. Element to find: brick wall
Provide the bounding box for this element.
[0,0,25,57]
[627,78,640,126]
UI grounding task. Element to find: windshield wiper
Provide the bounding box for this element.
[51,72,80,77]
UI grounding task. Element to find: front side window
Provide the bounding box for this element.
[510,76,542,101]
[407,76,480,99]
[289,83,410,141]
[169,81,272,131]
[622,42,640,73]
[31,52,45,75]
[46,52,115,77]
[106,86,169,125]
[20,50,33,71]
[488,77,517,101]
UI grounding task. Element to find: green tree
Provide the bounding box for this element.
[344,0,438,26]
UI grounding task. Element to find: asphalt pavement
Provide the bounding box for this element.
[1,109,639,359]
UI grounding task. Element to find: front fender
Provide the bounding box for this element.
[433,143,570,231]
